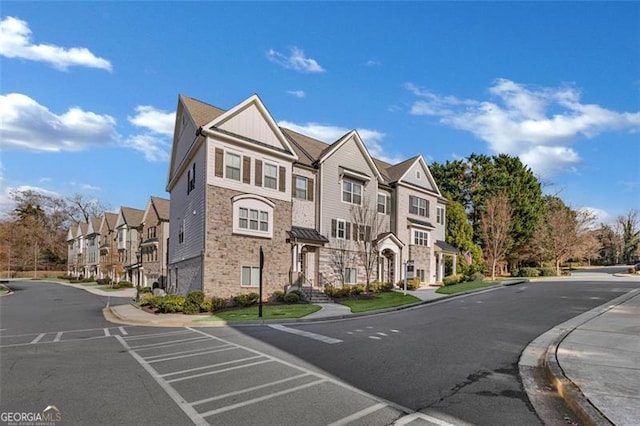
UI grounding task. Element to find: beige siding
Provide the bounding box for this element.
[217,104,283,149]
[172,117,198,180]
[403,161,436,191]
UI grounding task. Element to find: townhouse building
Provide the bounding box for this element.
[66,222,88,277]
[166,94,458,299]
[85,216,102,278]
[140,196,170,287]
[99,212,119,281]
[114,207,145,285]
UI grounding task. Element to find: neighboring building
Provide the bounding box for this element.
[99,212,119,281]
[66,222,88,277]
[114,206,145,285]
[85,216,102,278]
[166,94,457,299]
[140,196,170,288]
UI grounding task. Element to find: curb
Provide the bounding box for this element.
[0,283,14,297]
[543,330,614,426]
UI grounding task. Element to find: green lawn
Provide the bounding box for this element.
[202,304,322,321]
[338,291,421,313]
[435,280,501,295]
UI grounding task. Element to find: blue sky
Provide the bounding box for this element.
[1,2,638,225]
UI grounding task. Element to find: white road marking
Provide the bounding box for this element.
[190,373,312,407]
[146,346,240,364]
[394,412,457,426]
[123,329,193,340]
[161,356,265,378]
[115,335,208,426]
[104,328,111,337]
[118,327,128,336]
[369,336,382,340]
[327,402,387,426]
[143,344,234,361]
[376,332,388,336]
[128,336,210,350]
[268,324,343,344]
[165,359,273,383]
[30,333,45,344]
[390,329,401,333]
[53,332,63,342]
[199,379,326,418]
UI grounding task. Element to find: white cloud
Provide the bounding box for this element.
[278,120,402,164]
[0,16,112,71]
[407,79,640,177]
[128,105,175,136]
[286,90,306,98]
[579,207,610,227]
[267,47,325,73]
[0,93,119,152]
[1,93,172,162]
[0,184,61,217]
[364,59,381,67]
[126,134,170,162]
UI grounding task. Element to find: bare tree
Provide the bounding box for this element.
[351,199,386,292]
[327,238,351,287]
[615,209,640,264]
[480,193,512,280]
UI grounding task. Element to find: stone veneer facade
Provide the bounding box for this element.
[203,185,292,299]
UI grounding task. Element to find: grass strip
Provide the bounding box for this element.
[338,291,421,313]
[201,304,322,321]
[435,280,501,295]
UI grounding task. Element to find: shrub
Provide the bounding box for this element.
[469,272,485,282]
[69,279,82,284]
[539,267,557,277]
[211,297,228,312]
[270,290,285,303]
[283,292,300,304]
[628,267,636,274]
[443,274,464,286]
[514,267,540,277]
[370,281,393,293]
[139,293,155,306]
[350,284,366,295]
[158,295,185,313]
[184,291,206,315]
[405,277,421,290]
[324,286,340,298]
[232,292,259,307]
[113,281,134,289]
[96,277,112,286]
[139,286,152,294]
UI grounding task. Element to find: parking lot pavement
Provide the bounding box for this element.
[116,327,412,426]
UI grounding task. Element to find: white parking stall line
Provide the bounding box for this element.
[165,359,273,384]
[326,402,387,426]
[123,329,193,341]
[118,327,128,336]
[268,324,343,344]
[147,346,239,364]
[53,332,63,343]
[160,355,265,378]
[143,344,234,361]
[190,373,312,407]
[199,378,326,418]
[30,333,45,344]
[393,412,457,426]
[115,335,209,426]
[128,336,210,350]
[104,328,111,337]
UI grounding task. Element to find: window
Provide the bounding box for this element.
[232,195,274,238]
[239,208,269,232]
[416,170,421,180]
[413,230,429,246]
[378,193,390,214]
[148,226,156,239]
[337,219,346,239]
[225,153,241,181]
[409,196,429,217]
[344,267,357,284]
[264,163,278,189]
[241,266,260,287]
[187,163,196,194]
[295,176,308,200]
[342,180,362,205]
[178,222,184,244]
[436,207,445,225]
[416,269,425,282]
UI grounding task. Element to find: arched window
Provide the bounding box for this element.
[231,194,274,238]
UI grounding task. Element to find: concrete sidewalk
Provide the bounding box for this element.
[544,288,640,426]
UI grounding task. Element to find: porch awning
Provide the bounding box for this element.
[287,226,329,245]
[435,240,460,255]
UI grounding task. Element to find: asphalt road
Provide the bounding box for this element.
[230,279,639,425]
[1,277,638,425]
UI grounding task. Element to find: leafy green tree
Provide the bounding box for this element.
[444,200,483,276]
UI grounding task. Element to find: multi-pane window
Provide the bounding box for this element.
[264,163,278,189]
[409,196,429,217]
[241,266,260,287]
[239,208,269,232]
[436,207,445,225]
[148,226,156,239]
[295,176,308,200]
[344,268,357,284]
[416,269,426,282]
[225,153,241,181]
[342,180,362,205]
[336,219,346,239]
[377,193,390,214]
[413,230,429,246]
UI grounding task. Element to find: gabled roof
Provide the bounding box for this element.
[101,212,118,233]
[87,216,102,236]
[76,222,88,239]
[385,155,420,183]
[117,207,145,228]
[316,130,384,182]
[143,196,170,225]
[180,94,225,128]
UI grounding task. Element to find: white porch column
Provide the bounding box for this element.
[452,254,457,276]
